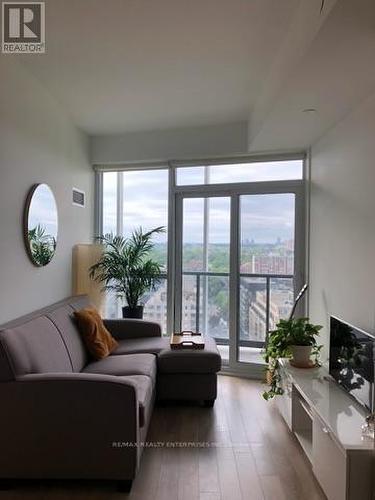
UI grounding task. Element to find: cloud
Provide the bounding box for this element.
[102,166,298,244]
[28,184,58,237]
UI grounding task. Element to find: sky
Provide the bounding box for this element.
[102,161,300,244]
[28,184,58,237]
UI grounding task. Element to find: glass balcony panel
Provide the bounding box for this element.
[269,277,294,330]
[181,274,198,333]
[143,277,168,334]
[199,274,229,341]
[104,277,168,334]
[239,277,267,346]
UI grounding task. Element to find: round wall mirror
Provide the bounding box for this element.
[24,184,58,267]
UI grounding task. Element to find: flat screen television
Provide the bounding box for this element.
[329,316,375,411]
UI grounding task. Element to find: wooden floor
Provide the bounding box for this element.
[0,375,326,500]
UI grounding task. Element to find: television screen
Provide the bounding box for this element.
[329,316,375,411]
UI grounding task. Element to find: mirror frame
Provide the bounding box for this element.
[23,183,58,267]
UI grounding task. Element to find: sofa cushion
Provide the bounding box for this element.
[157,335,221,374]
[46,305,89,371]
[104,319,162,340]
[74,308,118,360]
[82,353,157,382]
[119,375,154,427]
[0,316,73,377]
[113,337,170,356]
[68,295,91,312]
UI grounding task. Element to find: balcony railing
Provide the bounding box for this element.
[106,271,294,348]
[181,271,294,348]
[108,271,294,349]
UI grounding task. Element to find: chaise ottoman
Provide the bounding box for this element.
[156,335,221,406]
[106,319,222,406]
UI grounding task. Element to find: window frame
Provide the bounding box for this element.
[94,152,307,374]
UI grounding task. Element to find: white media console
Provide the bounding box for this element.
[277,359,375,500]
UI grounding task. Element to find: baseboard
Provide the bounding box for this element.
[219,365,266,380]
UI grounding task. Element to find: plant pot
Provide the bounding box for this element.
[265,368,273,385]
[122,306,144,319]
[290,345,312,367]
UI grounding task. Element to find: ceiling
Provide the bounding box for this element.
[15,0,375,150]
[18,0,299,134]
[248,0,375,151]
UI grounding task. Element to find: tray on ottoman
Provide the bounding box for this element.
[170,331,205,350]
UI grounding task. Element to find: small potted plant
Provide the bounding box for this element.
[263,317,322,400]
[89,226,165,319]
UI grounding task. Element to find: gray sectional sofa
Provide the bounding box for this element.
[0,295,221,491]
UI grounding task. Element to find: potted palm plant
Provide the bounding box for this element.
[263,317,322,400]
[90,226,165,319]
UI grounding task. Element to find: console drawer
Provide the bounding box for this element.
[313,414,346,500]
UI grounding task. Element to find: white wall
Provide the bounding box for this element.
[309,90,375,361]
[0,58,93,324]
[90,121,248,164]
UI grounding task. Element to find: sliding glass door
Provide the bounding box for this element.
[238,193,295,364]
[174,185,304,373]
[177,196,231,361]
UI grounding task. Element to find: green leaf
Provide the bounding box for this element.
[262,317,323,402]
[90,226,165,308]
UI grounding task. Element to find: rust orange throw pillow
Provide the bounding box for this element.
[74,307,118,360]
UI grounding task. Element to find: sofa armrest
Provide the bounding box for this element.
[104,318,162,340]
[0,372,140,479]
